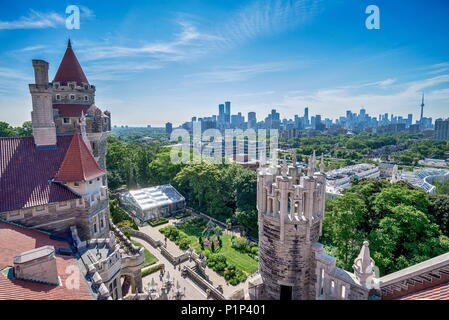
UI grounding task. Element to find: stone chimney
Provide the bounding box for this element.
[30,60,57,148]
[13,245,59,285]
[32,59,49,85]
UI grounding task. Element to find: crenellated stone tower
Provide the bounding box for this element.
[250,152,378,300]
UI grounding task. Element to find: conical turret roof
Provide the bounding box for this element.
[53,39,89,84]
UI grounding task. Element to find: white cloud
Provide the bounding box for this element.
[273,74,449,120]
[0,6,95,30]
[81,20,222,61]
[185,61,303,84]
[212,0,322,48]
[0,9,65,30]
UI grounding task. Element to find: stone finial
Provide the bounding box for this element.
[307,153,315,176]
[353,241,376,289]
[281,157,288,177]
[292,152,297,167]
[320,154,325,173]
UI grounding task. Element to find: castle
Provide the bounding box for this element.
[0,40,143,300]
[248,153,379,300]
[247,153,449,300]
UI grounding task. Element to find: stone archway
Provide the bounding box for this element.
[121,270,143,295]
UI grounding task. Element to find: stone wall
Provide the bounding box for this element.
[2,198,110,241]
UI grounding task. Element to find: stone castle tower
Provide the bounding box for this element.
[32,39,111,169]
[251,152,378,300]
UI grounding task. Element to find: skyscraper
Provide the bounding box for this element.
[165,122,173,135]
[218,104,225,126]
[248,112,257,129]
[225,101,231,124]
[304,107,309,127]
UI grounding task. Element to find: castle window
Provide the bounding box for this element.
[70,94,75,100]
[84,85,88,90]
[54,84,59,89]
[330,280,335,296]
[100,217,104,229]
[89,180,93,184]
[74,182,80,186]
[69,84,75,89]
[84,95,88,101]
[56,94,61,100]
[94,223,97,233]
[341,285,346,299]
[63,118,70,124]
[319,268,325,296]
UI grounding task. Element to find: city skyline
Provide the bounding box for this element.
[1,0,449,127]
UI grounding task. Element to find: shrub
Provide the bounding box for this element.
[141,263,164,278]
[148,216,169,227]
[207,254,227,273]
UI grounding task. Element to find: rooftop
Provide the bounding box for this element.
[54,133,106,182]
[53,40,89,84]
[0,221,92,300]
[0,135,80,213]
[123,184,185,211]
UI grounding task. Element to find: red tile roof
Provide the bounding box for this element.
[53,40,89,84]
[397,281,449,300]
[54,133,105,182]
[0,221,93,300]
[0,136,79,213]
[53,104,92,117]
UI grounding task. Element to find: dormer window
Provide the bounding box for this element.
[70,95,75,100]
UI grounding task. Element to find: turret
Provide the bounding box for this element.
[257,150,326,299]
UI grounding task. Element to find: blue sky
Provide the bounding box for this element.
[0,0,448,127]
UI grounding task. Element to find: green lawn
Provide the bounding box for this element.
[164,220,258,275]
[217,235,258,274]
[132,240,159,268]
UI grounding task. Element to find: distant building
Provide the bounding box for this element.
[435,118,449,140]
[165,122,173,135]
[120,184,185,222]
[399,168,449,194]
[326,163,380,195]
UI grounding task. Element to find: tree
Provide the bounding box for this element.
[0,122,15,137]
[369,204,449,274]
[147,149,183,186]
[322,193,367,270]
[17,121,32,136]
[429,195,449,237]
